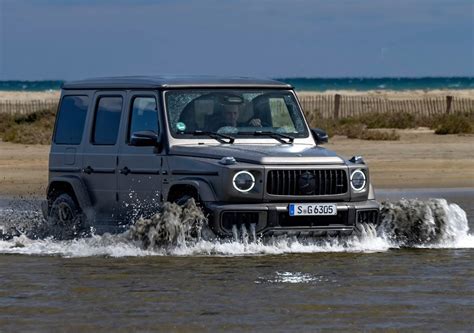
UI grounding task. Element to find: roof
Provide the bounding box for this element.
[62,75,293,90]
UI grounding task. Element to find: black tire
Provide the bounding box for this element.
[48,193,86,240]
[174,194,194,206]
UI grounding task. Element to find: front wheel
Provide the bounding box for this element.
[174,195,216,241]
[48,193,86,240]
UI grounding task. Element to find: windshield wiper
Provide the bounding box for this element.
[240,130,294,144]
[185,130,235,144]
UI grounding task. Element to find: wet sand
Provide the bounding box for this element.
[0,129,473,196]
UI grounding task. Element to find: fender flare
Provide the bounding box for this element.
[47,176,94,220]
[165,178,217,202]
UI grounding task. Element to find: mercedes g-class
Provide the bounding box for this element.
[43,76,379,238]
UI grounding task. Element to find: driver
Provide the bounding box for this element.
[212,103,262,131]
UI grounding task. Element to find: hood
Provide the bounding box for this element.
[169,144,345,165]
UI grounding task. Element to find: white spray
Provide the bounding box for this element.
[0,198,472,257]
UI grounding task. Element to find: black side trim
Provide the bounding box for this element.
[125,169,161,175]
[49,167,81,173]
[171,170,218,176]
[92,168,116,174]
[130,170,160,175]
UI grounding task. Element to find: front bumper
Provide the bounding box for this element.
[206,200,380,237]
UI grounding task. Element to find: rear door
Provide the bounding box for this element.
[81,92,125,228]
[117,91,163,223]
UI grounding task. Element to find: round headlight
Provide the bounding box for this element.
[350,169,366,191]
[232,171,255,192]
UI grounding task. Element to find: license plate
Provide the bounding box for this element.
[289,203,337,216]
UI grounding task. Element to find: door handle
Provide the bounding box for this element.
[82,166,93,174]
[120,166,130,175]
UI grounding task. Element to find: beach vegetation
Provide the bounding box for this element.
[429,113,473,135]
[0,107,472,144]
[305,110,473,139]
[0,107,56,144]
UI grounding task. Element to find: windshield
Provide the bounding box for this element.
[165,89,309,139]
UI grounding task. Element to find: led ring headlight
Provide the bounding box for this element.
[232,171,255,193]
[350,169,366,191]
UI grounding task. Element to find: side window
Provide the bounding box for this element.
[128,97,159,142]
[54,95,89,145]
[92,96,123,145]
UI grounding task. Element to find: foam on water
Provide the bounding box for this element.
[255,272,328,284]
[0,198,472,258]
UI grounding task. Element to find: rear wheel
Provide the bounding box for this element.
[48,193,86,240]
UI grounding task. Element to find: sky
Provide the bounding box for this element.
[0,0,473,80]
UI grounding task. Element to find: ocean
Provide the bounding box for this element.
[0,77,473,91]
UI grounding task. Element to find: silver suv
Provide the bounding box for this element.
[43,76,379,238]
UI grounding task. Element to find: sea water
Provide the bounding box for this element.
[1,77,473,92]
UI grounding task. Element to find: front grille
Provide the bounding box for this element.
[278,211,349,227]
[356,210,379,224]
[267,169,348,196]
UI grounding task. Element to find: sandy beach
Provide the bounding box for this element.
[1,89,473,196]
[297,89,474,99]
[0,128,472,197]
[327,129,474,190]
[1,89,474,102]
[0,90,60,102]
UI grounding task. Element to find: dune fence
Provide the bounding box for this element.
[0,95,473,119]
[0,99,59,115]
[297,94,474,119]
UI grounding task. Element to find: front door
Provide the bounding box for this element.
[117,92,163,224]
[81,92,125,230]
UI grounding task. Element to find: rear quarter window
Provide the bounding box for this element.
[54,95,89,145]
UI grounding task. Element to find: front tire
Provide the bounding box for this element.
[174,194,216,241]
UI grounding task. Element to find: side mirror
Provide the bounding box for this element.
[130,130,161,147]
[311,128,328,145]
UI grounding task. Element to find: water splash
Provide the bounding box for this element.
[0,198,472,257]
[379,199,470,247]
[126,198,207,248]
[0,199,44,240]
